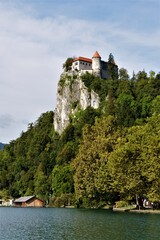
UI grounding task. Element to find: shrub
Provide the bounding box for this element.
[115,200,129,208]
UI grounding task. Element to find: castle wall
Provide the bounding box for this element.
[79,70,93,75]
[101,69,108,79]
[101,61,108,79]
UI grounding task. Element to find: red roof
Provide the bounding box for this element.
[92,51,101,58]
[73,57,92,63]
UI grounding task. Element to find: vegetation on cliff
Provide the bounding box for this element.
[0,68,160,207]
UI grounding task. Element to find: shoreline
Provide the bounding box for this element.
[130,209,160,214]
[113,207,160,214]
[1,205,160,214]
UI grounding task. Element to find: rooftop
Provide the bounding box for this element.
[92,51,101,58]
[14,196,35,203]
[73,56,92,63]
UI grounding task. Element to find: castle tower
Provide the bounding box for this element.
[92,51,101,77]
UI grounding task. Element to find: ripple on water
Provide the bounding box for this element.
[0,208,160,240]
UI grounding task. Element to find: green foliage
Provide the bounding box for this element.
[51,193,73,207]
[0,189,10,200]
[115,93,137,127]
[59,76,66,89]
[118,68,130,81]
[151,95,160,115]
[58,74,78,94]
[115,201,129,208]
[73,116,120,206]
[73,114,160,206]
[108,53,115,64]
[63,58,73,71]
[1,66,160,208]
[72,106,101,138]
[107,53,118,80]
[52,165,74,196]
[71,101,79,110]
[0,111,55,199]
[34,163,49,200]
[56,141,77,165]
[81,72,108,101]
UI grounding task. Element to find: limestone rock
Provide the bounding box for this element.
[54,72,100,134]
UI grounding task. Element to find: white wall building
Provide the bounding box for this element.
[72,57,92,71]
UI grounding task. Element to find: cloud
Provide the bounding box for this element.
[0,1,159,142]
[0,114,13,129]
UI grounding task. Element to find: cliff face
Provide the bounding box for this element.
[54,72,100,134]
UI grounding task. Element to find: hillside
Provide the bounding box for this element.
[0,143,5,150]
[0,63,160,207]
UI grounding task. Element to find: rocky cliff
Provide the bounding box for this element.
[54,71,100,134]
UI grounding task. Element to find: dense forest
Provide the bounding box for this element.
[0,66,160,208]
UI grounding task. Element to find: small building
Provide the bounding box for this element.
[72,56,92,71]
[14,195,44,207]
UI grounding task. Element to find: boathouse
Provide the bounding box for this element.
[14,195,44,207]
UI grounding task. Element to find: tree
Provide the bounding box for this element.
[52,165,74,196]
[108,53,115,64]
[108,136,145,200]
[107,54,118,80]
[136,70,148,81]
[73,116,119,207]
[108,115,160,202]
[118,68,130,81]
[34,164,49,200]
[151,96,160,115]
[63,58,73,72]
[149,70,155,82]
[115,93,137,127]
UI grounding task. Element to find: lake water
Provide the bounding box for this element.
[0,207,160,240]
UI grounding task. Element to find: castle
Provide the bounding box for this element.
[71,51,118,79]
[54,51,118,134]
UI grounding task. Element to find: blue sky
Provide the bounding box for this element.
[0,0,160,143]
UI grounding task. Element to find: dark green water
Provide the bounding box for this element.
[0,207,160,240]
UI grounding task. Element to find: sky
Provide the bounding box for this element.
[0,0,160,143]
